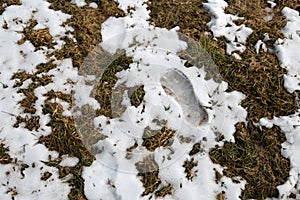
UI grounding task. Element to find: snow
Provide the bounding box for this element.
[0,162,70,200]
[0,0,299,199]
[59,155,79,167]
[259,111,300,199]
[254,40,267,54]
[203,0,253,57]
[89,2,98,9]
[78,0,247,199]
[0,0,78,199]
[274,7,300,93]
[264,1,276,22]
[160,68,208,126]
[71,0,87,7]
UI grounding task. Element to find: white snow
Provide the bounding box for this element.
[274,7,300,93]
[1,0,299,199]
[254,40,267,54]
[71,0,87,7]
[0,0,79,199]
[89,2,98,9]
[259,111,300,199]
[59,155,79,167]
[203,0,253,57]
[264,2,276,22]
[78,0,247,199]
[0,161,70,200]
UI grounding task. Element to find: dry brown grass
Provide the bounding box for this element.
[147,0,210,39]
[130,85,145,107]
[225,0,299,46]
[39,91,94,200]
[142,126,175,152]
[95,55,132,117]
[135,155,161,196]
[18,19,55,50]
[0,0,20,15]
[183,158,198,180]
[48,0,124,68]
[210,123,290,199]
[155,184,173,198]
[215,42,297,122]
[12,69,53,131]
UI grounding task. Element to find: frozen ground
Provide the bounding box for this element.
[0,0,299,199]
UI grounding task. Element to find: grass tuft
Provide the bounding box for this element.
[18,19,55,50]
[0,143,12,164]
[142,126,175,152]
[130,85,145,107]
[95,55,132,117]
[155,184,173,198]
[183,158,198,180]
[39,91,94,200]
[135,155,161,196]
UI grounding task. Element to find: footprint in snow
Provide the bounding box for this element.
[160,68,208,126]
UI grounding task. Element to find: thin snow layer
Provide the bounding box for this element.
[275,7,300,93]
[203,0,253,56]
[259,111,300,199]
[59,155,80,167]
[79,0,247,199]
[70,0,87,7]
[254,40,267,54]
[264,1,277,22]
[89,2,98,9]
[0,0,78,199]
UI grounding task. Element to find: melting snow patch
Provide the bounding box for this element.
[59,155,79,167]
[0,161,70,200]
[254,40,267,54]
[203,0,253,57]
[71,0,87,7]
[275,7,300,93]
[259,111,300,198]
[89,2,98,9]
[0,0,77,199]
[76,0,248,199]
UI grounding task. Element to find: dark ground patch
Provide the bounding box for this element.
[0,143,12,164]
[142,126,175,152]
[18,19,55,50]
